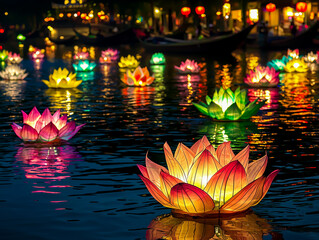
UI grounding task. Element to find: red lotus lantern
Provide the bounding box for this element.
[266,3,276,12]
[195,6,205,15]
[181,7,191,17]
[296,2,307,12]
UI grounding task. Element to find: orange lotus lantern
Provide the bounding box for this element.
[195,6,205,15]
[266,3,276,12]
[296,2,307,12]
[138,136,279,216]
[181,7,191,17]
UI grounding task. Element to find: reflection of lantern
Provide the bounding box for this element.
[195,6,205,15]
[181,7,191,17]
[296,2,307,12]
[266,3,276,12]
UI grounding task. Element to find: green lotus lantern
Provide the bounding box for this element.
[73,60,96,72]
[193,87,266,121]
[0,50,9,61]
[150,52,166,65]
[17,34,26,41]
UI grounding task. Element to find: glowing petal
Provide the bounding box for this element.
[159,171,183,197]
[190,135,211,155]
[170,183,215,213]
[39,122,59,142]
[164,142,187,181]
[12,123,22,139]
[247,155,268,183]
[232,145,250,170]
[146,154,169,188]
[216,142,235,166]
[58,121,76,139]
[137,164,149,178]
[174,143,195,172]
[21,124,38,141]
[62,124,85,140]
[55,115,68,130]
[220,177,265,212]
[139,175,175,208]
[187,150,221,189]
[204,161,247,207]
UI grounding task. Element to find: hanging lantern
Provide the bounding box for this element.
[296,2,307,12]
[181,7,191,17]
[195,6,205,15]
[266,3,276,12]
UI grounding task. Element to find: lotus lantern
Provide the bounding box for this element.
[150,53,166,65]
[43,68,82,88]
[73,52,89,60]
[284,59,308,72]
[122,66,154,87]
[287,49,299,59]
[0,65,28,80]
[0,50,9,61]
[99,48,119,64]
[12,107,85,143]
[7,52,23,65]
[244,66,279,87]
[175,59,200,74]
[118,55,140,68]
[303,51,319,71]
[73,60,96,72]
[193,87,266,121]
[30,48,45,60]
[138,136,279,216]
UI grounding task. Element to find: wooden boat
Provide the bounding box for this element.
[138,24,256,54]
[73,27,136,46]
[267,21,319,49]
[48,35,76,45]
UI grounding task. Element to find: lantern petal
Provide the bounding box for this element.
[216,141,235,166]
[204,161,247,207]
[52,110,61,123]
[55,115,68,130]
[247,155,268,183]
[192,102,209,116]
[21,124,39,142]
[170,183,215,213]
[62,124,85,140]
[174,143,195,172]
[145,154,169,188]
[39,108,52,127]
[232,145,250,170]
[190,135,211,156]
[220,177,265,212]
[39,122,59,142]
[58,121,76,139]
[137,164,149,178]
[187,150,221,189]
[139,175,175,208]
[12,123,22,139]
[164,142,187,181]
[260,169,279,201]
[160,171,183,198]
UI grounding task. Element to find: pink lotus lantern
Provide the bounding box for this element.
[7,52,23,64]
[175,59,201,74]
[99,48,119,64]
[30,48,45,60]
[244,66,279,87]
[287,49,299,59]
[73,52,89,61]
[12,107,85,143]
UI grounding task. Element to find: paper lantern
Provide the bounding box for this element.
[73,60,96,72]
[284,59,308,72]
[296,2,307,12]
[193,87,266,121]
[7,52,22,64]
[118,55,140,68]
[42,68,82,88]
[150,53,166,65]
[122,66,154,87]
[244,65,279,87]
[267,56,292,71]
[138,136,279,216]
[175,59,200,74]
[11,107,85,143]
[181,7,191,17]
[0,65,28,80]
[266,3,276,12]
[99,48,119,64]
[195,6,205,15]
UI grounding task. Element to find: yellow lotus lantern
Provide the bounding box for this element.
[284,59,308,72]
[138,136,279,216]
[118,55,140,68]
[43,68,82,88]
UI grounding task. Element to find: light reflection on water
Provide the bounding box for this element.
[0,45,318,239]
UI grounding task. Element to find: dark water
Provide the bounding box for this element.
[0,44,318,240]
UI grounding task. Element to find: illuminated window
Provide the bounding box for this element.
[249,9,259,22]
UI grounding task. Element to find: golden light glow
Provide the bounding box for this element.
[249,9,259,22]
